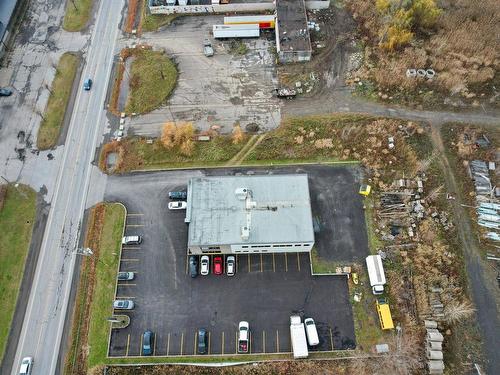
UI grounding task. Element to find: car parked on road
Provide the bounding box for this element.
[197,328,207,354]
[0,87,13,97]
[189,255,198,278]
[142,330,154,355]
[168,191,187,200]
[83,78,92,90]
[122,235,142,245]
[226,255,235,276]
[168,201,187,210]
[117,271,135,281]
[200,255,209,275]
[213,256,223,275]
[113,300,134,310]
[19,357,33,375]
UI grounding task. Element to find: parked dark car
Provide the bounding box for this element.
[83,78,92,90]
[168,191,187,200]
[197,328,207,354]
[189,256,198,278]
[0,88,13,97]
[142,330,154,356]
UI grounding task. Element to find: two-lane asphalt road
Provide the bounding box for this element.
[11,1,124,374]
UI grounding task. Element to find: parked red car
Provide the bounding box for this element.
[213,256,223,275]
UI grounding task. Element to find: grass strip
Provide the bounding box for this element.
[37,52,80,150]
[64,203,125,374]
[0,184,36,362]
[63,0,94,32]
[88,204,125,369]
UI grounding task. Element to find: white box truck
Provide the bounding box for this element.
[290,315,309,359]
[366,255,386,295]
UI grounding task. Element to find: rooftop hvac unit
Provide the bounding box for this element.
[241,226,250,240]
[235,188,249,200]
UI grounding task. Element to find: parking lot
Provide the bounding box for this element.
[105,165,365,357]
[128,15,281,135]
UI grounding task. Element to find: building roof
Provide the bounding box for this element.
[275,0,312,53]
[186,174,314,246]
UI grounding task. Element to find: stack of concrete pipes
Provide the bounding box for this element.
[425,320,444,374]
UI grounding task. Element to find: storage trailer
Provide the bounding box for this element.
[212,24,260,39]
[224,15,276,29]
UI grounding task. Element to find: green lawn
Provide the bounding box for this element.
[63,0,94,32]
[37,53,80,150]
[125,50,178,114]
[87,204,126,370]
[0,184,36,362]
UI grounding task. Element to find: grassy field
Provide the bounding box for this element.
[141,1,178,32]
[125,49,177,114]
[64,203,125,374]
[101,114,385,173]
[37,53,80,150]
[63,0,94,32]
[0,185,36,362]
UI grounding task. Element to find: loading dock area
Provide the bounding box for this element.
[105,165,365,357]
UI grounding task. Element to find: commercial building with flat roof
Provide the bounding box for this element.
[275,0,312,63]
[185,174,315,255]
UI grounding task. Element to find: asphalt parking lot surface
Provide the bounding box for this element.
[105,165,363,357]
[128,15,281,136]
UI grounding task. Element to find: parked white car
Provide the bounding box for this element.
[168,201,187,210]
[226,255,235,276]
[113,300,135,310]
[122,235,142,245]
[200,255,210,275]
[304,318,319,346]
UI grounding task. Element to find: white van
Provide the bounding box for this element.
[304,318,319,346]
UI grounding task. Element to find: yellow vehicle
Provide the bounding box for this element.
[376,298,394,330]
[359,184,371,196]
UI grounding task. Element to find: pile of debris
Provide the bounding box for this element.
[375,176,429,242]
[469,160,495,198]
[425,320,445,374]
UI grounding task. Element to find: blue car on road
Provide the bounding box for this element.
[83,78,92,90]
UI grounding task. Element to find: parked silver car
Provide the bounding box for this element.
[113,300,134,310]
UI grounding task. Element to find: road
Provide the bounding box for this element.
[10,1,123,374]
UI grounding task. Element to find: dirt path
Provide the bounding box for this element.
[226,134,264,166]
[284,92,499,127]
[430,124,500,374]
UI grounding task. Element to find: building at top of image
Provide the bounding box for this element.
[185,174,315,255]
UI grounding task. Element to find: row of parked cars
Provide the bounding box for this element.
[189,255,236,277]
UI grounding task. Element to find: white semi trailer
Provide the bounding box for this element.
[212,24,260,39]
[290,315,308,359]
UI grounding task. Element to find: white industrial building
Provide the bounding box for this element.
[185,175,315,255]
